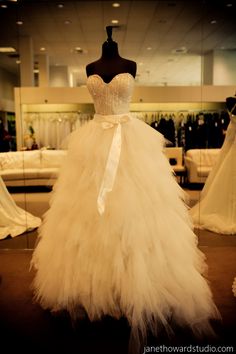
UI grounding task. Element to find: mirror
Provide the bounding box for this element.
[0,1,235,249]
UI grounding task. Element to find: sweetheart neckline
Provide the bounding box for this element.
[87,72,135,85]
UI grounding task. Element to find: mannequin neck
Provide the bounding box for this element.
[101,41,120,59]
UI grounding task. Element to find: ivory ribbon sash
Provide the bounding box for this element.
[94,113,132,215]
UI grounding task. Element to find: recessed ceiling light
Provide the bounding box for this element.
[64,20,71,25]
[1,4,8,8]
[40,47,46,51]
[210,20,217,24]
[147,47,152,50]
[111,19,119,24]
[16,20,23,25]
[172,46,187,54]
[226,3,233,7]
[0,47,16,53]
[112,3,120,7]
[74,47,83,54]
[58,3,64,8]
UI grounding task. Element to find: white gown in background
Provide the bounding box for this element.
[31,73,220,350]
[190,114,236,235]
[0,176,41,239]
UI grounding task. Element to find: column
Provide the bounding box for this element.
[202,51,214,85]
[19,36,34,87]
[38,54,49,87]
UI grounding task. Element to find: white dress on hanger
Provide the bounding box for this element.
[190,114,236,235]
[0,176,41,240]
[31,73,220,350]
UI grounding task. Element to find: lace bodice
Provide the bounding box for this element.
[87,73,135,115]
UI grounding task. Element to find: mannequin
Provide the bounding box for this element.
[86,26,137,83]
[31,27,220,354]
[190,93,236,234]
[226,94,236,115]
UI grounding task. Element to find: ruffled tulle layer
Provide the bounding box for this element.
[190,119,236,235]
[0,177,41,239]
[31,117,220,349]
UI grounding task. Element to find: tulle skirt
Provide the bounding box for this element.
[31,116,220,351]
[190,121,236,235]
[0,176,41,239]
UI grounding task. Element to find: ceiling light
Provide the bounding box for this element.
[112,3,120,7]
[210,20,217,24]
[111,19,119,24]
[1,4,8,8]
[147,47,152,50]
[40,47,46,51]
[226,3,233,7]
[74,47,83,54]
[172,46,188,53]
[0,47,16,53]
[16,20,23,25]
[57,3,64,8]
[16,59,21,64]
[64,20,71,25]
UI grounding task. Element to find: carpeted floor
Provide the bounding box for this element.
[0,242,236,353]
[0,190,236,353]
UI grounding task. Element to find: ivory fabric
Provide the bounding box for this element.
[190,115,236,234]
[0,175,41,239]
[31,73,220,351]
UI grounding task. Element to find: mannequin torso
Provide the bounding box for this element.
[226,96,236,115]
[86,37,136,83]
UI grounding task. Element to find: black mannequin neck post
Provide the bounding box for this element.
[101,40,120,60]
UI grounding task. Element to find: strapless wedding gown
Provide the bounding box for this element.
[190,115,236,234]
[31,73,219,350]
[0,176,41,239]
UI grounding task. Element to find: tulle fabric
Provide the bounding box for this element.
[190,116,236,234]
[31,116,219,351]
[0,176,41,239]
[31,73,220,353]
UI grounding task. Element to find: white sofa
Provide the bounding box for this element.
[0,149,67,187]
[184,148,221,184]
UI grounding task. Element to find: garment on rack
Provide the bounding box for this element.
[0,176,41,239]
[190,114,236,234]
[31,73,220,351]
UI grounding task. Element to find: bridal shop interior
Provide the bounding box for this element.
[0,0,236,353]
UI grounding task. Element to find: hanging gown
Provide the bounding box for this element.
[190,114,236,235]
[31,73,220,351]
[0,176,41,239]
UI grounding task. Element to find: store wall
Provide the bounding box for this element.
[0,67,18,111]
[49,66,69,87]
[213,50,236,85]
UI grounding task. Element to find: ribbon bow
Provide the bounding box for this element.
[94,113,132,215]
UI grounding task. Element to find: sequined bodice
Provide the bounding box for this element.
[87,73,135,115]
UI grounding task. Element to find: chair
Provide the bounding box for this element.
[164,147,186,185]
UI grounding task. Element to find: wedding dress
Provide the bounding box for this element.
[190,114,236,234]
[31,73,220,350]
[0,176,41,239]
